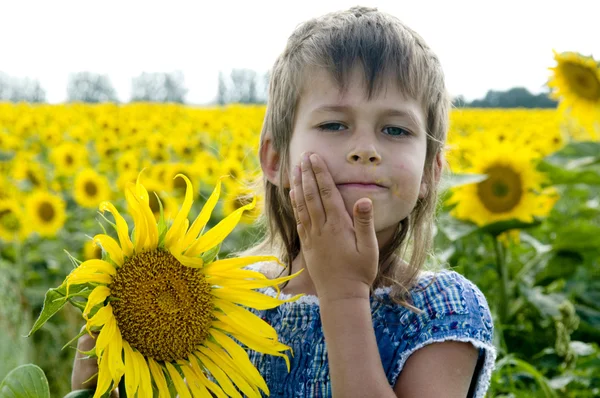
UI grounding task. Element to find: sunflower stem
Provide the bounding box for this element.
[493,235,509,325]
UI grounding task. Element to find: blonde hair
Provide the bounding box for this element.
[239,6,450,309]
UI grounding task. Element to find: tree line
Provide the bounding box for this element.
[0,70,557,108]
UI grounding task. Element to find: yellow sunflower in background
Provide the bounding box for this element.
[51,142,88,176]
[116,150,141,175]
[11,156,48,190]
[0,200,29,242]
[74,169,112,209]
[60,173,301,397]
[549,50,600,123]
[83,240,103,260]
[447,144,558,227]
[25,191,67,237]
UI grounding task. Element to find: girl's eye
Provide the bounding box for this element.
[318,123,346,131]
[383,126,410,137]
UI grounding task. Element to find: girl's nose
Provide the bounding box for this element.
[347,146,382,165]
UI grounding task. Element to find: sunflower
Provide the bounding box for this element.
[447,144,558,226]
[548,51,600,123]
[74,169,112,209]
[62,174,301,397]
[25,191,67,237]
[116,151,141,176]
[11,156,48,190]
[51,142,88,176]
[0,200,29,242]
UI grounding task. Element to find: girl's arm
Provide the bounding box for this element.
[320,293,479,397]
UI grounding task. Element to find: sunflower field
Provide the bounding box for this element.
[1,50,600,397]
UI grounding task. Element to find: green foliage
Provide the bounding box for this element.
[0,364,50,398]
[435,140,600,396]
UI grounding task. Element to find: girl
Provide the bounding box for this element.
[72,5,496,397]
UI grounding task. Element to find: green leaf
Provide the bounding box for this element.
[479,217,542,237]
[537,161,600,185]
[28,281,89,336]
[201,242,221,264]
[553,222,600,251]
[62,390,95,398]
[543,141,600,167]
[0,364,50,398]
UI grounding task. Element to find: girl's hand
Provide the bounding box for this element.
[290,152,379,302]
[71,328,99,390]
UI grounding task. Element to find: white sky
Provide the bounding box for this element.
[0,0,597,104]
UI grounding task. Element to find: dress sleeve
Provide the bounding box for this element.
[389,270,497,398]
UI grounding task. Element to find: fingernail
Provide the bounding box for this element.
[358,201,371,212]
[309,154,318,164]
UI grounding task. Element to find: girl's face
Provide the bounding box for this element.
[288,66,429,246]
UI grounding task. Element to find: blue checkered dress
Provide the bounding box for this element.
[246,269,496,397]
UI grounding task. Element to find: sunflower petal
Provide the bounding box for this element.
[181,176,225,251]
[212,320,292,371]
[83,285,110,319]
[135,172,159,250]
[204,255,282,273]
[195,352,242,398]
[86,304,113,333]
[133,349,152,398]
[93,351,113,398]
[67,272,112,290]
[125,183,148,253]
[188,354,228,398]
[212,287,301,310]
[170,250,204,269]
[184,196,256,257]
[99,201,133,257]
[122,341,140,398]
[92,234,124,267]
[214,299,277,339]
[165,362,192,398]
[148,358,170,398]
[200,344,259,398]
[204,341,263,396]
[77,259,117,275]
[210,329,269,394]
[106,328,125,385]
[164,174,194,249]
[180,364,212,398]
[95,311,116,355]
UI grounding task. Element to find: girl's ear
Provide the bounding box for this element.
[419,152,444,198]
[260,134,290,188]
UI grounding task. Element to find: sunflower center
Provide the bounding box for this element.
[65,154,74,166]
[0,210,20,232]
[477,166,523,213]
[38,202,56,222]
[84,181,98,196]
[563,62,600,101]
[109,249,213,362]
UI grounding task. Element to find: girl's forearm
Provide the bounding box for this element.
[320,294,397,398]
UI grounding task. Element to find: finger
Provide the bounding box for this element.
[301,152,325,228]
[290,189,308,244]
[292,163,311,230]
[353,199,378,254]
[309,153,346,221]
